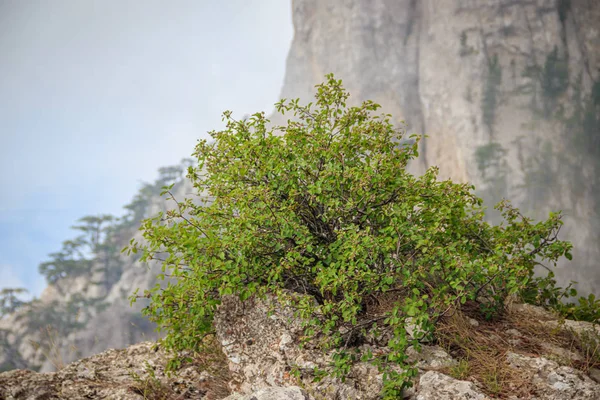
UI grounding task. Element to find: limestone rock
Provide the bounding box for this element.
[416,371,490,400]
[589,368,600,384]
[223,386,314,400]
[543,318,600,338]
[3,296,599,400]
[214,294,414,400]
[215,295,600,399]
[406,345,456,370]
[0,341,218,400]
[507,352,600,399]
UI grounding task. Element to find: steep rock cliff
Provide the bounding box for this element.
[274,0,600,293]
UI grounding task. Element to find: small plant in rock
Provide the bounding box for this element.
[129,362,175,400]
[29,325,74,371]
[127,75,573,397]
[573,329,600,373]
[449,359,470,380]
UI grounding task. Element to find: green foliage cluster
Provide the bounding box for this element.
[521,270,600,324]
[33,157,195,292]
[0,289,30,371]
[561,294,600,323]
[0,288,28,316]
[128,75,573,395]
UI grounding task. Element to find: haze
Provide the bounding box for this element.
[0,0,293,298]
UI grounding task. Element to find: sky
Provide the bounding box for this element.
[0,0,293,299]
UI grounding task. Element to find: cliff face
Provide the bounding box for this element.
[275,0,600,293]
[3,297,600,400]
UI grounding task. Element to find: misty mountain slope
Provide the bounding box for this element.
[274,0,600,294]
[0,164,198,372]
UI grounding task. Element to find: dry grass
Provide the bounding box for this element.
[436,307,534,398]
[188,336,232,400]
[573,330,600,373]
[434,302,600,398]
[508,306,600,373]
[129,335,231,400]
[29,324,80,371]
[130,363,180,400]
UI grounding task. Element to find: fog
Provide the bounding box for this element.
[0,0,293,298]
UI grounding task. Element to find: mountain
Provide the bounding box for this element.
[275,0,600,294]
[0,164,195,372]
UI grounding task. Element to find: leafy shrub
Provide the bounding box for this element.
[519,269,600,324]
[560,294,600,324]
[128,75,572,396]
[519,270,576,309]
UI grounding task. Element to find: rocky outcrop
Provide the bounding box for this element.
[274,0,600,294]
[0,341,225,400]
[213,294,600,400]
[223,387,313,400]
[416,371,490,400]
[3,295,600,399]
[213,293,411,399]
[506,352,599,399]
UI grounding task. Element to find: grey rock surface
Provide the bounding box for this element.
[214,293,415,400]
[416,371,490,400]
[507,352,600,400]
[223,386,314,400]
[2,298,599,399]
[0,341,215,400]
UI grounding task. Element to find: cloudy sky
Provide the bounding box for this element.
[0,1,293,299]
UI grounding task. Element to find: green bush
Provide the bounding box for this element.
[127,75,572,396]
[559,294,600,324]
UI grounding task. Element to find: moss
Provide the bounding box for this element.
[481,55,502,134]
[557,0,571,24]
[541,46,569,114]
[459,31,476,57]
[474,142,510,222]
